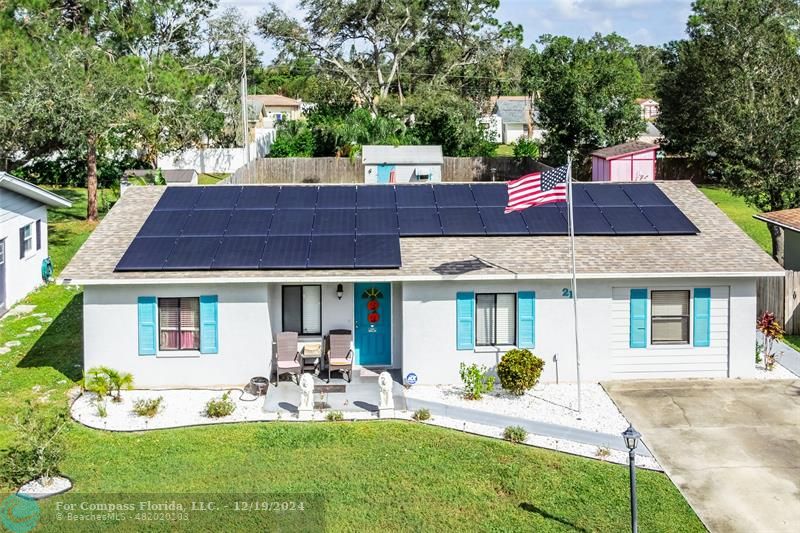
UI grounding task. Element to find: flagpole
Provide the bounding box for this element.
[566,154,582,413]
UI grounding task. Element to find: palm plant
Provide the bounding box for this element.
[99,366,134,402]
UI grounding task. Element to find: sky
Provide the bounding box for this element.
[221,0,694,63]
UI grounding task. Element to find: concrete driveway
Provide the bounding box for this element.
[603,379,800,533]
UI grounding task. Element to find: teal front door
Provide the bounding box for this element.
[354,283,392,366]
[377,164,394,184]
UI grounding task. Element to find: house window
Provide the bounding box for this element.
[158,298,200,350]
[282,285,321,335]
[651,290,690,344]
[476,293,516,346]
[21,224,33,255]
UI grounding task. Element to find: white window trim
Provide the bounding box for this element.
[21,223,34,259]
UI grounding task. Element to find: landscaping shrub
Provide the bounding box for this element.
[496,349,544,395]
[0,403,66,486]
[503,425,528,444]
[459,363,494,400]
[412,408,431,421]
[756,311,784,370]
[326,411,344,422]
[83,366,133,402]
[204,392,236,418]
[132,397,163,418]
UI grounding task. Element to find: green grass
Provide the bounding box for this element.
[699,185,772,253]
[495,144,514,156]
[198,172,229,185]
[0,188,703,531]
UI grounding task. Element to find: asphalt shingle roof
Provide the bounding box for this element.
[591,141,658,160]
[59,181,782,285]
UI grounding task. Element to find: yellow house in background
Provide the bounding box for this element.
[247,94,304,129]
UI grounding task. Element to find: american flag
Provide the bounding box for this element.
[504,165,570,213]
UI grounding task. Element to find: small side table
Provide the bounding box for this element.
[301,342,322,375]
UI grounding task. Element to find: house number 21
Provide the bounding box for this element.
[562,288,573,298]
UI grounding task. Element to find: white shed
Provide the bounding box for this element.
[362,145,444,183]
[0,172,71,315]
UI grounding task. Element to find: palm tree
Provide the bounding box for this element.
[99,366,134,403]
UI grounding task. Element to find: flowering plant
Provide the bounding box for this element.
[756,311,783,371]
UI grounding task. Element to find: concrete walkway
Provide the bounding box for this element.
[775,339,800,376]
[605,379,800,533]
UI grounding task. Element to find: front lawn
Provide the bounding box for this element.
[699,185,772,253]
[0,188,703,531]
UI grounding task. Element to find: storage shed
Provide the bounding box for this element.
[362,145,444,183]
[591,142,659,182]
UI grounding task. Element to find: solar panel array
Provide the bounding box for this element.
[116,183,698,271]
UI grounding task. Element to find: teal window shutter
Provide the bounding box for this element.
[693,288,711,347]
[137,296,157,356]
[629,289,647,348]
[517,291,536,348]
[199,295,219,354]
[456,292,474,350]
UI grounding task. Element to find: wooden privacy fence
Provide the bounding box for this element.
[756,270,800,334]
[225,156,551,185]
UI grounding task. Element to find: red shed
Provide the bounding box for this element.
[591,141,658,182]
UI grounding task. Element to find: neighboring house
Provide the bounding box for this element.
[124,169,199,186]
[247,95,303,128]
[636,98,660,120]
[753,209,800,269]
[591,142,659,182]
[480,96,546,144]
[638,122,662,144]
[0,172,71,315]
[362,145,444,183]
[60,181,780,388]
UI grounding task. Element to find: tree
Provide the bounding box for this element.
[633,44,666,99]
[269,121,315,157]
[534,33,644,164]
[657,0,800,261]
[311,108,416,158]
[256,0,514,113]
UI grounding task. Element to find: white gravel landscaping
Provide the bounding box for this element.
[753,361,796,379]
[404,382,630,434]
[17,476,72,499]
[421,415,661,471]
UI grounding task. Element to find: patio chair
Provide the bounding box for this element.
[274,332,301,387]
[326,331,354,383]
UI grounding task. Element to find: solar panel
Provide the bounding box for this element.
[479,207,529,235]
[163,237,221,270]
[586,185,635,207]
[307,236,355,268]
[115,237,175,271]
[235,186,280,209]
[568,185,596,206]
[195,186,241,210]
[154,187,203,211]
[276,186,318,209]
[260,236,311,268]
[640,206,699,234]
[470,184,508,207]
[313,209,356,235]
[269,210,315,236]
[355,235,402,268]
[601,207,657,234]
[180,210,233,236]
[395,184,435,207]
[521,205,568,235]
[357,208,398,235]
[212,236,266,269]
[357,185,395,208]
[317,186,356,209]
[621,183,672,206]
[569,206,615,234]
[439,207,486,235]
[226,210,272,236]
[137,210,189,237]
[397,207,442,236]
[433,184,476,207]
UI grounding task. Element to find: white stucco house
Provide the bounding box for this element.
[1,172,72,315]
[60,181,781,388]
[362,145,444,183]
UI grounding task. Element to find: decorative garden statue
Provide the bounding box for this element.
[299,373,314,418]
[378,371,394,416]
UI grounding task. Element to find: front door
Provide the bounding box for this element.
[354,283,391,366]
[377,164,394,184]
[0,239,5,315]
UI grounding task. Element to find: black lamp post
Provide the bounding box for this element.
[622,425,641,533]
